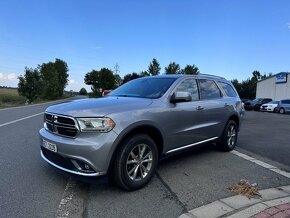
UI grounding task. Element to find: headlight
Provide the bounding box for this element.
[76,118,115,132]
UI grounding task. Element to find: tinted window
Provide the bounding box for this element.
[176,78,199,101]
[198,79,222,100]
[109,77,176,99]
[282,100,290,104]
[269,101,279,104]
[219,82,237,97]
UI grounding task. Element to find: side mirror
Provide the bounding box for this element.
[170,91,192,103]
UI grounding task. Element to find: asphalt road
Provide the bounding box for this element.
[0,102,289,218]
[0,97,84,218]
[238,111,290,170]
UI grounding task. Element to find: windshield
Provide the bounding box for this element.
[109,77,176,99]
[269,100,279,104]
[253,98,263,103]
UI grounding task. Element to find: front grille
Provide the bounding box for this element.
[41,147,75,170]
[44,112,79,137]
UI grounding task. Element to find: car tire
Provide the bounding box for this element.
[279,108,285,114]
[254,105,260,111]
[274,107,277,113]
[217,120,238,152]
[113,134,158,191]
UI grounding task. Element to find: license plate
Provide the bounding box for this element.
[42,139,57,153]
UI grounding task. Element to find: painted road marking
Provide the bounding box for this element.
[56,178,88,218]
[0,112,44,127]
[231,150,290,179]
[56,178,76,218]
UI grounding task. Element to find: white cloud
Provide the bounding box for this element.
[0,72,19,87]
[7,73,17,80]
[68,79,77,84]
[287,23,290,29]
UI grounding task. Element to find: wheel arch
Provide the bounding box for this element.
[228,114,240,130]
[107,124,164,176]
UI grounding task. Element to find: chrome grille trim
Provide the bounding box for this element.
[44,112,79,138]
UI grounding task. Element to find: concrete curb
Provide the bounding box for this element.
[178,185,290,218]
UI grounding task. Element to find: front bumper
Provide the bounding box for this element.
[244,105,253,110]
[260,107,274,112]
[39,128,118,177]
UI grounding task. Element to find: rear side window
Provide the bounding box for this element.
[218,82,237,97]
[198,79,222,100]
[282,100,290,104]
[176,78,199,101]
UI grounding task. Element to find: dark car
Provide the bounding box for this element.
[244,98,272,111]
[242,99,252,104]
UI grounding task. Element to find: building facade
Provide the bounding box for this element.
[256,73,290,100]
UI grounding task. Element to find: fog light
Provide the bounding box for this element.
[71,160,95,173]
[84,164,90,170]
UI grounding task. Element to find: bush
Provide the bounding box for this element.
[79,88,88,95]
[0,94,26,105]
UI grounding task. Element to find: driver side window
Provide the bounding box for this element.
[176,78,199,101]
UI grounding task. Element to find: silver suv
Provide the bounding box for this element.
[39,74,243,190]
[277,99,290,114]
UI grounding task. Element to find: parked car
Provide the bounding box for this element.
[102,89,113,96]
[260,100,279,112]
[241,99,252,104]
[39,74,243,191]
[244,98,272,111]
[276,99,290,114]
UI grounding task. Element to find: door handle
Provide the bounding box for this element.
[224,103,230,107]
[197,106,204,110]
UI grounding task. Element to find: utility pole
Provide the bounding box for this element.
[114,63,120,75]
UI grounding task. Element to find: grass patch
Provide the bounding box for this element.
[0,88,74,109]
[0,88,27,108]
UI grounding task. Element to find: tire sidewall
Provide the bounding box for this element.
[219,120,238,151]
[280,108,285,114]
[117,134,158,190]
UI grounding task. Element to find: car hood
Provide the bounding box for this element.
[262,103,277,107]
[46,97,153,117]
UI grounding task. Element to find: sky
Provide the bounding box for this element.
[0,0,290,91]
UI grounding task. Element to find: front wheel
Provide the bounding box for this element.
[113,134,158,191]
[279,108,285,114]
[217,120,238,152]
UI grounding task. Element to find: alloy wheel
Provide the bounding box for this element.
[126,144,153,181]
[227,125,237,147]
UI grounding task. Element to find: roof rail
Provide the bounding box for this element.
[198,73,226,80]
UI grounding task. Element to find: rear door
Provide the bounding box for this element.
[196,79,231,139]
[284,100,290,112]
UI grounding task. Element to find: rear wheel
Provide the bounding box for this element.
[217,120,238,151]
[113,134,158,191]
[279,108,285,114]
[254,105,260,111]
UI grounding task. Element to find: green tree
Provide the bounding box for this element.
[79,88,88,95]
[140,71,150,77]
[39,62,60,99]
[84,68,116,95]
[122,73,142,84]
[18,67,42,103]
[84,70,99,92]
[54,59,69,96]
[148,58,161,76]
[181,64,200,75]
[165,62,180,74]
